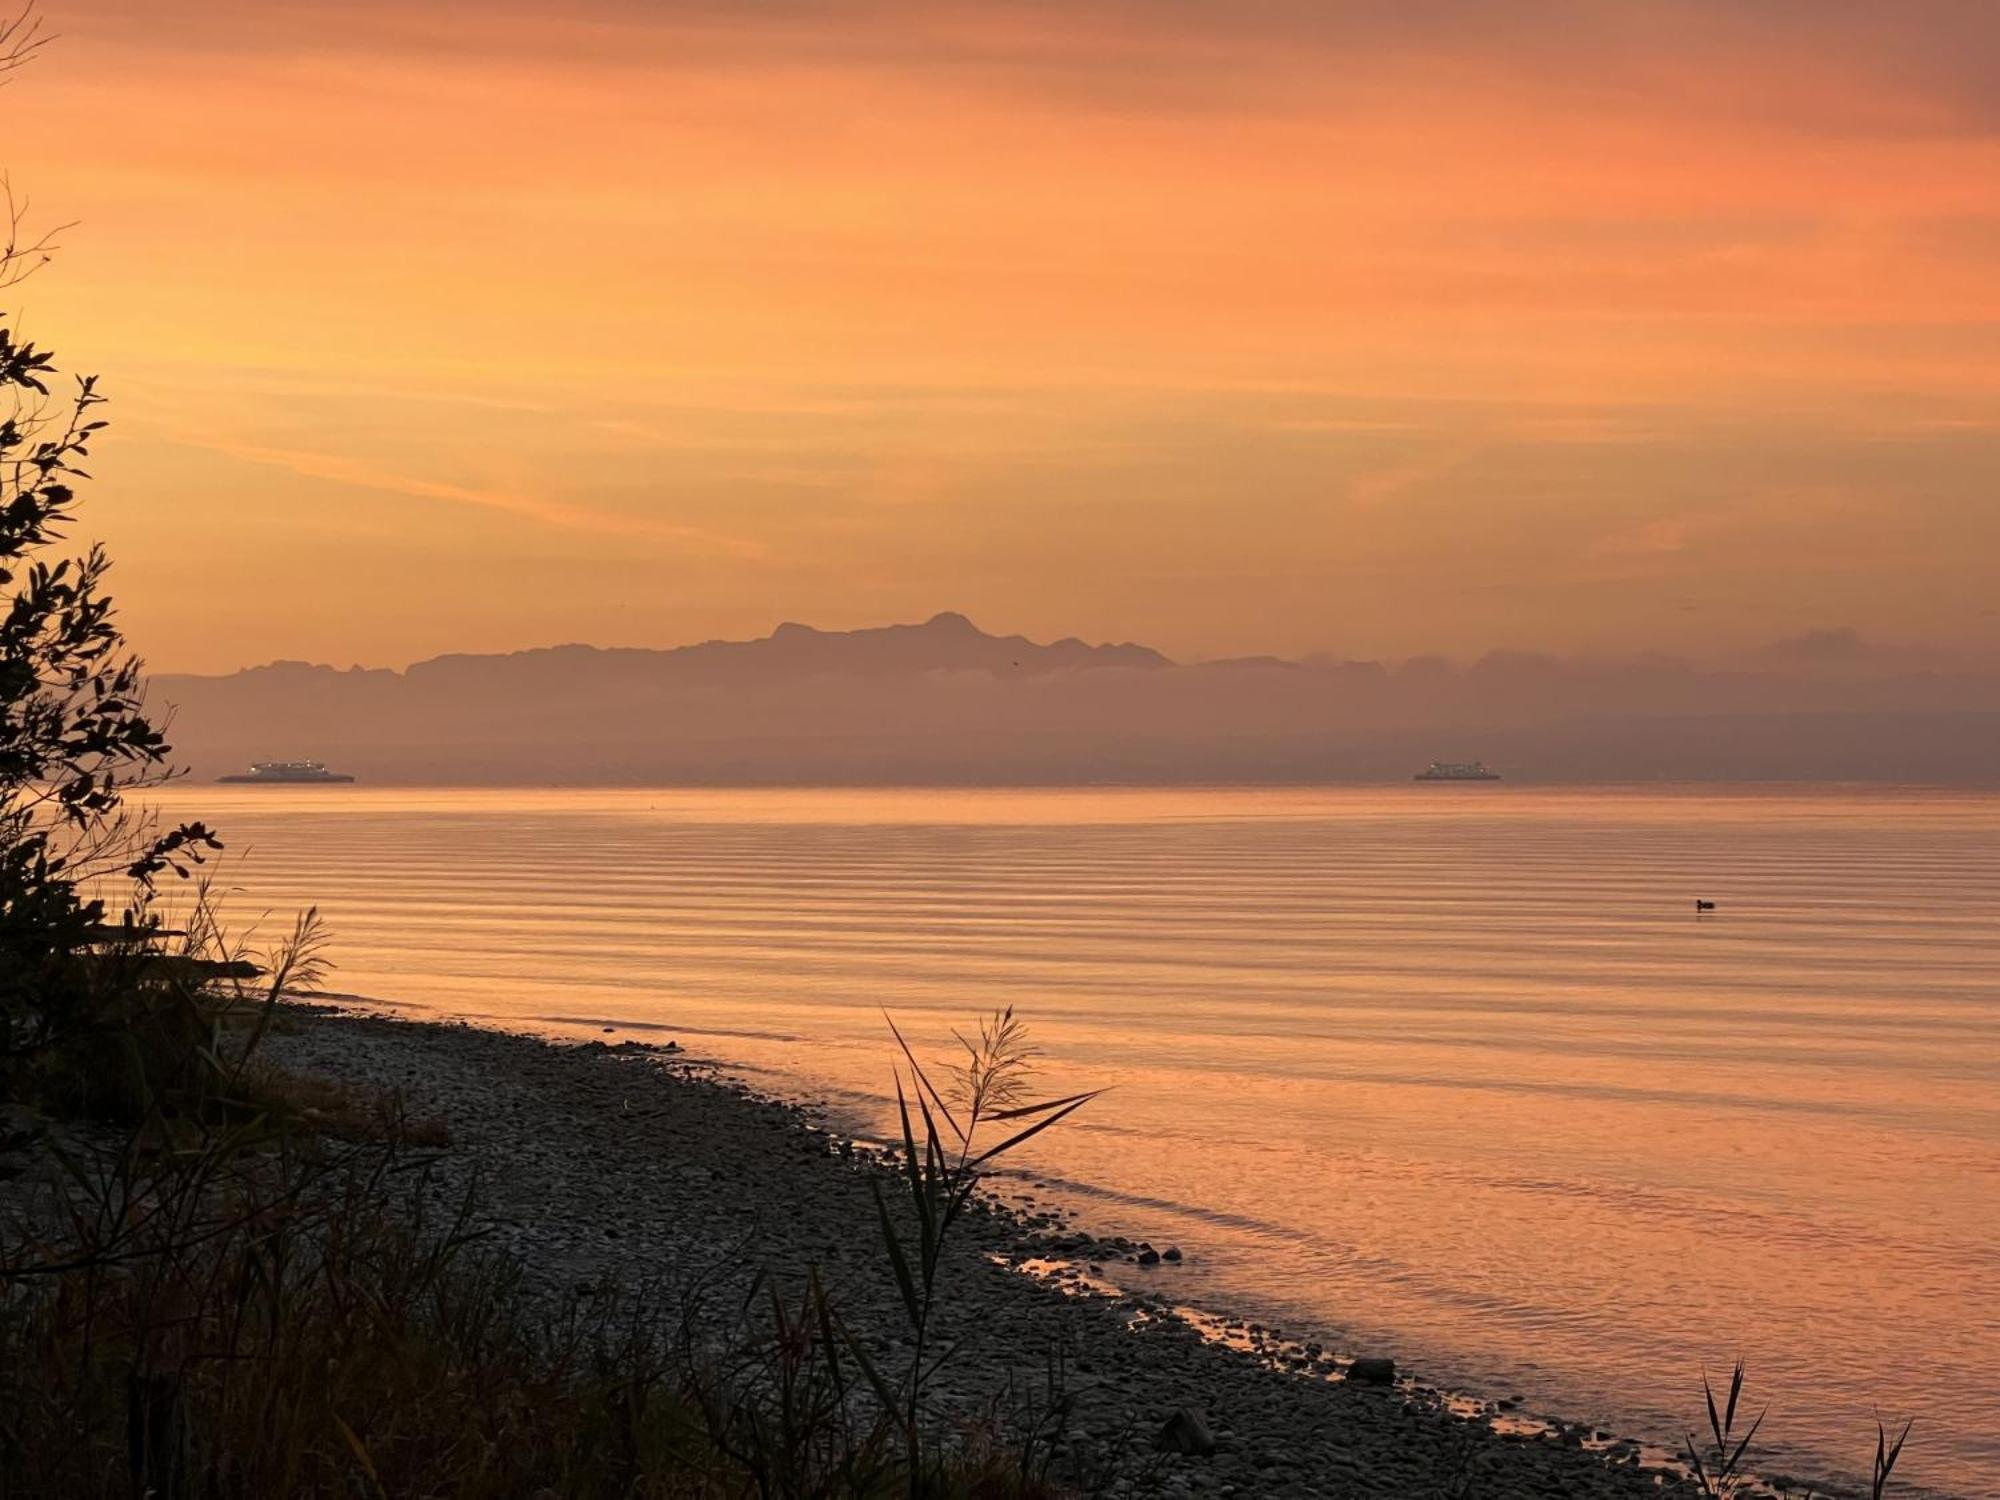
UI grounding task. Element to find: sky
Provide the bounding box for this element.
[6,0,1998,672]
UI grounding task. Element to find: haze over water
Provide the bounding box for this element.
[158,784,2000,1498]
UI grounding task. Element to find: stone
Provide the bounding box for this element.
[1163,1246,1183,1262]
[1154,1407,1217,1457]
[1346,1356,1396,1386]
[1138,1247,1162,1265]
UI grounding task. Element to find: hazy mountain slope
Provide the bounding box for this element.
[151,615,2000,784]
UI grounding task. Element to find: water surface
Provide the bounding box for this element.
[149,785,2000,1497]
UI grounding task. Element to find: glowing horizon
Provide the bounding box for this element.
[8,0,1998,672]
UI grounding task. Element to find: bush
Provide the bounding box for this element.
[0,17,223,1110]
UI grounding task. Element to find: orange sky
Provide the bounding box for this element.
[8,1,1999,671]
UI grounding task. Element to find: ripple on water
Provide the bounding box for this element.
[149,784,2000,1498]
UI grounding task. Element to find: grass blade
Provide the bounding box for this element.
[1726,1407,1766,1474]
[986,1088,1106,1122]
[837,1313,904,1421]
[332,1413,388,1500]
[969,1091,1102,1171]
[870,1179,923,1329]
[884,1010,965,1145]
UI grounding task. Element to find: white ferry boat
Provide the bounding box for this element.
[1414,760,1501,782]
[217,759,356,785]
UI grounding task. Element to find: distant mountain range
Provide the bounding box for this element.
[153,613,2000,784]
[406,612,1169,687]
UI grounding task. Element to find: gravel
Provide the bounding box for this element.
[262,1005,1711,1500]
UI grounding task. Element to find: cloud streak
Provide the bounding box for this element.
[63,0,2000,133]
[183,435,766,557]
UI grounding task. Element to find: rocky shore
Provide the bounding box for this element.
[264,1005,1713,1499]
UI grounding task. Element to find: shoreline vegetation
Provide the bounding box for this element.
[1,987,1903,1499]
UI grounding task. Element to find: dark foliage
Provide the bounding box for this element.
[0,242,220,1104]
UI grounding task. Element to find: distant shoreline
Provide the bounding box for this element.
[150,614,2000,786]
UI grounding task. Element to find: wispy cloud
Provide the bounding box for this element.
[1346,449,1476,510]
[181,435,766,557]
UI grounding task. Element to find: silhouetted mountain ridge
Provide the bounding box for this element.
[152,615,2000,784]
[236,612,1171,695]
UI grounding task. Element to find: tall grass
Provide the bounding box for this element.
[14,873,329,1125]
[1,989,1092,1498]
[854,1007,1102,1490]
[1682,1360,1912,1500]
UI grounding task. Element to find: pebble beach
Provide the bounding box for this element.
[262,1004,1737,1500]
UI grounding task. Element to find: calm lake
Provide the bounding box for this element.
[149,785,2000,1498]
